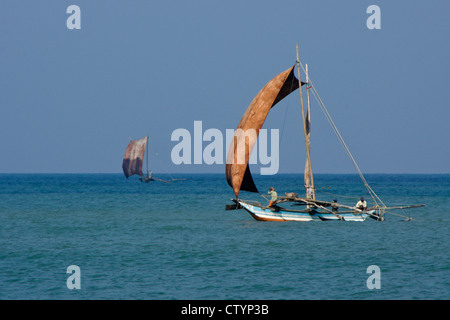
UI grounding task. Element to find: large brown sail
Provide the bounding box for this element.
[226,65,304,198]
[122,136,148,178]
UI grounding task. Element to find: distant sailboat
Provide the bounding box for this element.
[225,44,425,221]
[122,136,186,183]
[122,136,154,182]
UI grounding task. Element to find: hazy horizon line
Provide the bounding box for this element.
[1,172,448,175]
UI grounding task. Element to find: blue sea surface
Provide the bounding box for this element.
[0,173,448,300]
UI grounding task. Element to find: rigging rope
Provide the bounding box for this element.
[316,188,365,200]
[296,60,387,212]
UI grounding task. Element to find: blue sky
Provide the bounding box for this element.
[1,0,449,174]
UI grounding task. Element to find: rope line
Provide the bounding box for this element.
[316,189,367,201]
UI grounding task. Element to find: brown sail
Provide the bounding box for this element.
[226,65,304,198]
[122,136,148,178]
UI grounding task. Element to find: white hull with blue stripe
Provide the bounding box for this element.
[238,200,370,222]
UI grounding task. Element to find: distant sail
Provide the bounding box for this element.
[122,136,148,178]
[226,65,304,198]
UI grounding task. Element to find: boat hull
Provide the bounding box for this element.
[238,200,370,222]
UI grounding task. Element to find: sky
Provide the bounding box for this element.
[0,0,449,174]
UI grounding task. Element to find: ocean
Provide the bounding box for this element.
[0,173,448,300]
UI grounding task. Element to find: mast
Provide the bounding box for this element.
[146,135,149,175]
[296,44,315,200]
[305,64,315,200]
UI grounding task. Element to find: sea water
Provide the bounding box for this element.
[0,174,448,300]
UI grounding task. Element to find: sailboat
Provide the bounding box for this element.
[225,44,424,222]
[122,136,154,182]
[122,136,186,183]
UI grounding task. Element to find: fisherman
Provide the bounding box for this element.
[355,197,367,211]
[268,187,278,207]
[332,198,339,213]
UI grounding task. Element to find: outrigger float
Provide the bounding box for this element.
[225,44,424,222]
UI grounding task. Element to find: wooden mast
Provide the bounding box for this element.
[146,135,149,176]
[296,44,315,200]
[305,64,315,200]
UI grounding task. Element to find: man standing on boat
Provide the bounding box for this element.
[268,187,278,207]
[356,197,367,211]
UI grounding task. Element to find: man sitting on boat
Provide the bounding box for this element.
[355,197,367,211]
[332,199,339,213]
[268,187,278,207]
